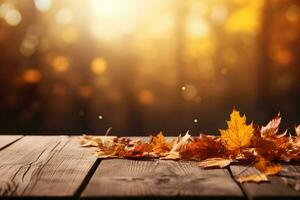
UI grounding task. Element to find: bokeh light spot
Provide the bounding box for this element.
[55,8,73,25]
[60,26,78,43]
[90,58,108,75]
[51,56,70,72]
[186,16,210,37]
[5,9,21,26]
[270,46,293,67]
[23,69,42,84]
[19,34,39,56]
[34,0,52,12]
[211,5,228,24]
[139,89,154,105]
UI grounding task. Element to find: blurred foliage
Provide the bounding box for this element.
[0,0,299,134]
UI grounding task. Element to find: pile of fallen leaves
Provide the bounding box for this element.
[80,109,300,183]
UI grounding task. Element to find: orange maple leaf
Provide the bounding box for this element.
[220,109,254,152]
[180,134,227,160]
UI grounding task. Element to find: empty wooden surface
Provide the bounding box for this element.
[0,135,22,150]
[0,135,299,199]
[0,136,97,198]
[230,165,300,200]
[82,159,244,199]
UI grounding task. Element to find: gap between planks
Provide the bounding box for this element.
[230,164,300,200]
[74,158,101,198]
[0,135,99,198]
[3,136,300,199]
[0,135,24,151]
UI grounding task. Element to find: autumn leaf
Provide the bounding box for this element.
[80,135,101,147]
[149,132,174,156]
[296,125,300,136]
[94,142,126,158]
[160,151,181,160]
[162,132,192,160]
[236,174,268,183]
[261,113,281,138]
[180,134,227,160]
[94,150,118,158]
[199,157,233,169]
[121,143,152,158]
[79,135,117,147]
[293,125,300,148]
[170,131,192,153]
[79,110,300,186]
[220,109,254,152]
[253,123,290,161]
[277,125,300,161]
[255,156,282,176]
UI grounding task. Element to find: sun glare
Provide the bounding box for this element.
[89,0,143,40]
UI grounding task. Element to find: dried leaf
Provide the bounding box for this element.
[79,135,117,147]
[199,157,233,168]
[293,125,300,149]
[161,151,181,160]
[149,132,174,156]
[220,109,254,152]
[296,125,300,136]
[94,143,125,158]
[121,143,152,158]
[170,131,192,153]
[79,108,300,186]
[253,125,290,161]
[180,134,227,160]
[261,113,281,138]
[236,174,268,183]
[255,156,282,175]
[94,152,118,158]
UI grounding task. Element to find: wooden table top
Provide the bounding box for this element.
[0,135,299,200]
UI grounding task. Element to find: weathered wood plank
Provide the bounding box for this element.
[230,165,300,200]
[279,163,300,195]
[0,135,97,198]
[0,135,23,150]
[82,159,244,199]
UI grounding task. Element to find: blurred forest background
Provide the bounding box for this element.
[0,0,300,135]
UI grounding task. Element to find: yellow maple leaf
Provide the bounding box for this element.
[220,109,254,152]
[149,132,174,156]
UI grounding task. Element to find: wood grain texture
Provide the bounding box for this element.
[0,135,23,150]
[280,163,300,195]
[230,165,300,200]
[0,135,97,198]
[82,159,244,199]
